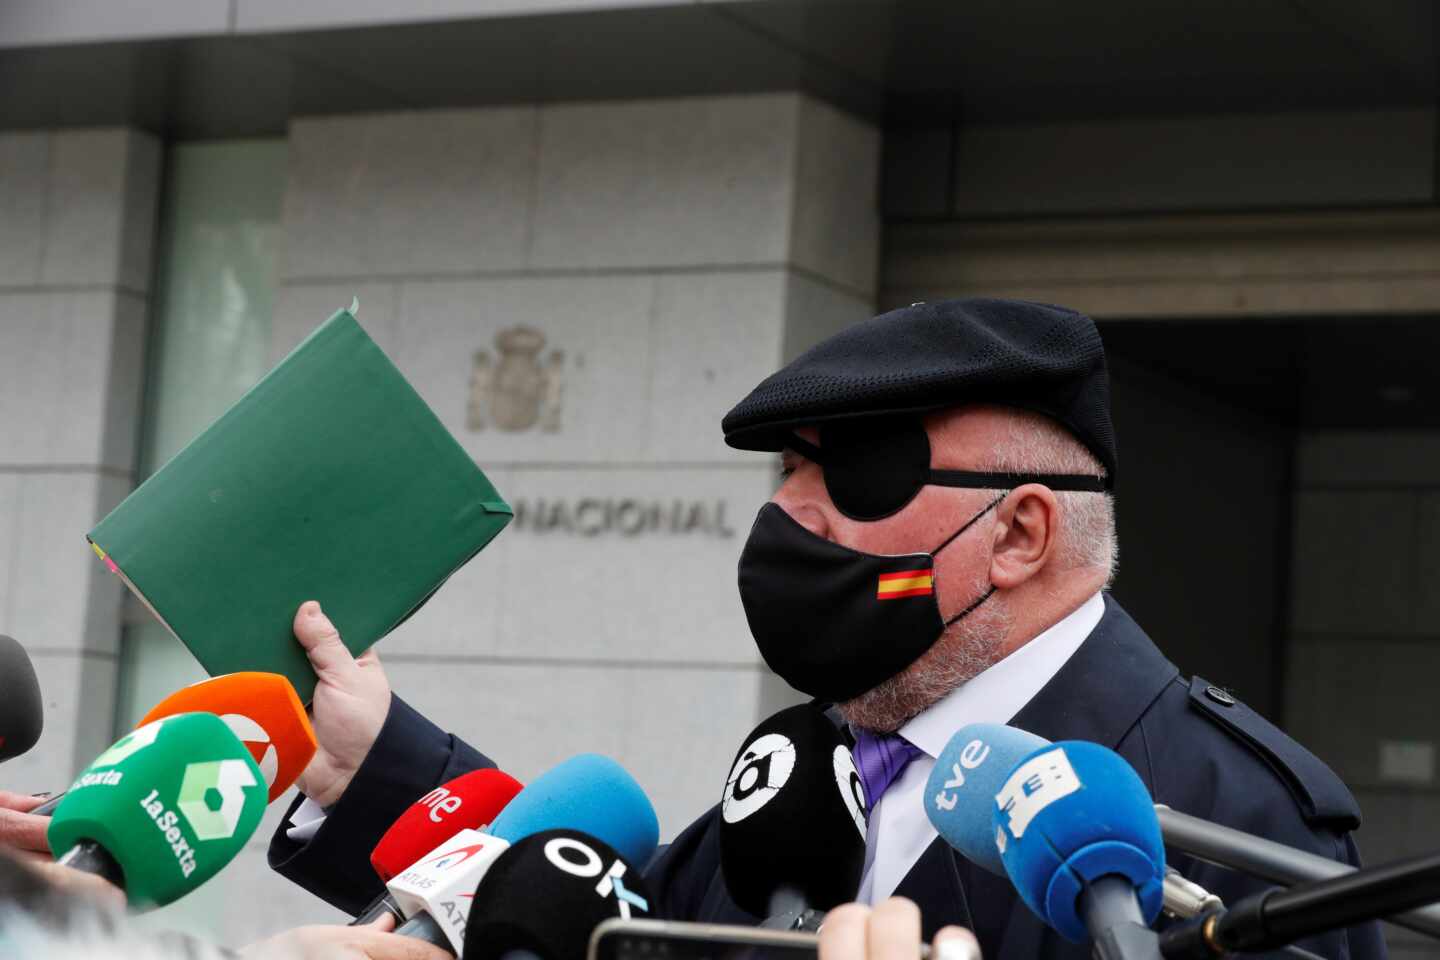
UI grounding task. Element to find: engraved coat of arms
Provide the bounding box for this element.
[468,326,564,432]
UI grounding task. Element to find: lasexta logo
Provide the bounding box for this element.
[177,759,258,841]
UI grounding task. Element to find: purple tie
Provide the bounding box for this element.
[851,729,925,810]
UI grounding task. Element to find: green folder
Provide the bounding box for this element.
[89,306,512,701]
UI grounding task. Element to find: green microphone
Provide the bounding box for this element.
[47,712,267,909]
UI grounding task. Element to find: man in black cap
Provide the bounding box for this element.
[267,299,1384,960]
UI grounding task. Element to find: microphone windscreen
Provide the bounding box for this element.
[0,635,42,763]
[137,672,316,802]
[462,828,654,960]
[718,703,867,917]
[993,740,1165,942]
[48,712,268,908]
[924,723,1049,875]
[489,755,659,869]
[370,768,523,882]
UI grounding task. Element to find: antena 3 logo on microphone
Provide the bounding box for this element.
[722,732,796,823]
[543,836,650,919]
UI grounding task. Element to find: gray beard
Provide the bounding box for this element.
[838,587,1015,734]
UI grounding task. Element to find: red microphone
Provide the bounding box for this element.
[351,767,523,925]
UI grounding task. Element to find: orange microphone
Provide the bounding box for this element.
[31,672,317,815]
[136,672,317,802]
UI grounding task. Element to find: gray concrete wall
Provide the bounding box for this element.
[0,128,157,794]
[1285,431,1440,960]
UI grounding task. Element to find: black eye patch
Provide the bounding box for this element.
[787,416,1109,522]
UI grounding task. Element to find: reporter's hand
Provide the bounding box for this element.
[29,859,126,908]
[0,790,52,857]
[819,898,981,960]
[292,601,392,807]
[241,913,449,960]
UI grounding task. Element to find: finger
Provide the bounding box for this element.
[293,602,357,680]
[0,791,47,814]
[0,808,52,854]
[932,927,981,960]
[356,646,383,669]
[364,911,397,933]
[819,902,871,960]
[362,931,454,960]
[868,897,922,960]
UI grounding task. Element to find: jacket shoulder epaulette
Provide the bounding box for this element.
[1185,676,1360,831]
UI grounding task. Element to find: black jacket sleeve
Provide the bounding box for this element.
[267,695,494,915]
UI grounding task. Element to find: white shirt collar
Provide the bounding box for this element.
[898,590,1107,759]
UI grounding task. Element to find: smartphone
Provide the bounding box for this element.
[589,919,820,960]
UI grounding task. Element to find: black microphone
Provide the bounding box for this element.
[718,703,867,928]
[0,635,42,764]
[1161,851,1440,958]
[1155,805,1440,938]
[462,828,655,960]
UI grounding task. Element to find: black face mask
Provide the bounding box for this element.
[738,497,1004,703]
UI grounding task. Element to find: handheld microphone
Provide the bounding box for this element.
[463,829,655,960]
[33,671,317,815]
[389,754,660,954]
[351,768,523,926]
[718,704,867,926]
[0,634,43,763]
[489,754,659,868]
[1156,804,1440,937]
[47,712,268,908]
[993,741,1165,960]
[136,672,316,802]
[924,723,1048,876]
[926,725,1220,922]
[1161,851,1440,958]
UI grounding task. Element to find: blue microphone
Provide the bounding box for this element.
[489,754,660,869]
[992,741,1165,958]
[924,723,1049,875]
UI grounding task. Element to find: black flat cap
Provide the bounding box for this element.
[722,297,1117,485]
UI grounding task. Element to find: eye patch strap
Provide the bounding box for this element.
[786,433,826,464]
[927,471,1110,493]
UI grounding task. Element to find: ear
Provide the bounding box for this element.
[988,484,1059,589]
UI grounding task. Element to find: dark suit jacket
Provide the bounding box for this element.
[270,597,1386,959]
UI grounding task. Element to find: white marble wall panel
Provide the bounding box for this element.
[644,270,788,461]
[791,97,881,296]
[281,109,536,281]
[0,472,16,627]
[383,659,764,841]
[0,290,143,471]
[395,274,658,463]
[781,271,874,363]
[529,95,796,270]
[269,281,402,365]
[1291,491,1418,636]
[41,129,158,290]
[495,460,766,664]
[5,471,130,656]
[2,651,118,791]
[0,132,48,286]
